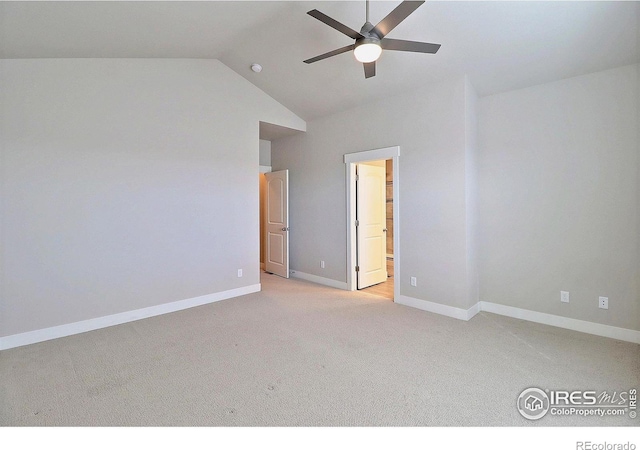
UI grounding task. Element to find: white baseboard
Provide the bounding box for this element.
[290,270,348,290]
[479,301,640,344]
[393,297,638,343]
[5,283,636,350]
[395,295,480,321]
[0,284,261,351]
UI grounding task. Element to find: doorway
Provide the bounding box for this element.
[356,160,393,298]
[345,146,400,301]
[260,169,290,279]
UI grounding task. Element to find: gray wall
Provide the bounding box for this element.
[272,76,479,310]
[272,63,639,332]
[259,139,271,167]
[3,56,635,339]
[0,59,304,337]
[478,64,639,331]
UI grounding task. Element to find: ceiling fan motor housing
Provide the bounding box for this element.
[357,22,381,44]
[359,21,378,38]
[356,35,381,48]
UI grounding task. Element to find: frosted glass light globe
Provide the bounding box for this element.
[354,42,382,63]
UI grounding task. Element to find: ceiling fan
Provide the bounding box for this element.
[303,0,440,79]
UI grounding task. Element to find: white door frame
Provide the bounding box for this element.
[344,146,400,300]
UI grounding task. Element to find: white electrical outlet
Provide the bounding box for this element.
[410,277,417,287]
[321,261,325,269]
[237,269,243,278]
[598,296,608,310]
[561,291,570,303]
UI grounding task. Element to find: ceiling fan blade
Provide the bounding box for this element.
[381,38,440,54]
[307,9,364,40]
[304,44,356,64]
[364,62,376,79]
[372,1,425,39]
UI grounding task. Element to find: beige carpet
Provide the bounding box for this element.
[1,273,638,426]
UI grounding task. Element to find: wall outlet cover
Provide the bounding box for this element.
[598,296,608,310]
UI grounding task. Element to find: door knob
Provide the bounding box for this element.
[383,228,388,232]
[282,227,289,231]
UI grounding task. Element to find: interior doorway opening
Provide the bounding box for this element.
[259,169,290,279]
[356,159,394,299]
[259,171,267,272]
[345,146,400,301]
[259,138,272,274]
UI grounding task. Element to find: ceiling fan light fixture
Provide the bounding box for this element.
[354,39,382,63]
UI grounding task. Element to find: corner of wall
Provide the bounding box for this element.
[464,76,480,310]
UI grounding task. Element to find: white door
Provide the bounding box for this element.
[265,170,289,278]
[356,163,387,289]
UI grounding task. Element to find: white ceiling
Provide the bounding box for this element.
[2,1,639,121]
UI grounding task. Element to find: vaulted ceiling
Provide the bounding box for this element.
[2,1,638,121]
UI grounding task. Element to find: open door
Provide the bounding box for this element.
[356,163,387,289]
[265,170,289,278]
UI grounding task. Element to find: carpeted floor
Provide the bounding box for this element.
[1,273,638,426]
